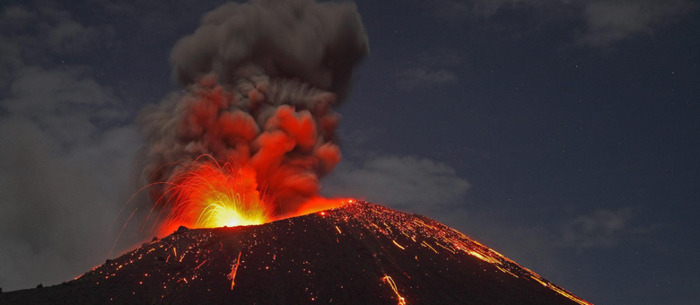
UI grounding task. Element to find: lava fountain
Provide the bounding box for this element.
[155,158,272,235]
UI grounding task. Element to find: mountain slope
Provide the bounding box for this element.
[1,201,591,305]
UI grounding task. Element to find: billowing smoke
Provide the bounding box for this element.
[139,0,368,222]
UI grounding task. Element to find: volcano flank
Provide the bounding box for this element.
[0,201,591,305]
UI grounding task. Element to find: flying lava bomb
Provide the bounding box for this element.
[0,0,594,304]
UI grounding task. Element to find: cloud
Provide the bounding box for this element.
[4,66,126,147]
[322,155,470,212]
[395,68,458,90]
[0,4,143,291]
[433,0,547,21]
[0,4,103,61]
[393,49,465,91]
[0,119,141,290]
[432,0,697,46]
[559,207,635,248]
[45,18,100,54]
[578,0,697,46]
[440,0,539,19]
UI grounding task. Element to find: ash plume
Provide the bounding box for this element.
[139,0,368,220]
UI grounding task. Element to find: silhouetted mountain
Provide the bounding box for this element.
[0,201,591,305]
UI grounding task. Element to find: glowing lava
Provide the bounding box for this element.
[153,156,352,236]
[228,251,242,290]
[196,186,267,228]
[196,191,266,228]
[382,275,407,305]
[156,160,272,235]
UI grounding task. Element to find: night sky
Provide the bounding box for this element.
[1,1,699,304]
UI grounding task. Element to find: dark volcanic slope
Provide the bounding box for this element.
[1,201,591,305]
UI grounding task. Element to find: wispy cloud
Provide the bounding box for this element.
[432,0,697,47]
[560,207,636,248]
[578,0,696,46]
[395,68,458,90]
[393,48,466,91]
[322,155,470,212]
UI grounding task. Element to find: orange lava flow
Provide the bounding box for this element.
[228,251,242,290]
[382,275,407,305]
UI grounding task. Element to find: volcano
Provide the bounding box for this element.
[0,201,591,305]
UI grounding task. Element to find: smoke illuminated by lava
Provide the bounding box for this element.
[138,0,368,234]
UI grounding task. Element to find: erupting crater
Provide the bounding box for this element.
[149,157,350,236]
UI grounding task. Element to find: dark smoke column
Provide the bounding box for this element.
[139,0,369,223]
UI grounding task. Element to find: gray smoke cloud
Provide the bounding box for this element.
[139,0,369,219]
[170,0,368,97]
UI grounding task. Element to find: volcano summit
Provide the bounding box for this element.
[1,201,591,305]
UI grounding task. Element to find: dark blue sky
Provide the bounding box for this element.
[334,2,700,304]
[1,1,698,304]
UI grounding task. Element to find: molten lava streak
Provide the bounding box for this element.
[382,275,407,305]
[228,251,242,291]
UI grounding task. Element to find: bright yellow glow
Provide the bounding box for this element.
[468,250,500,264]
[195,192,268,228]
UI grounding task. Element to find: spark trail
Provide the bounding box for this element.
[228,252,242,291]
[382,275,407,305]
